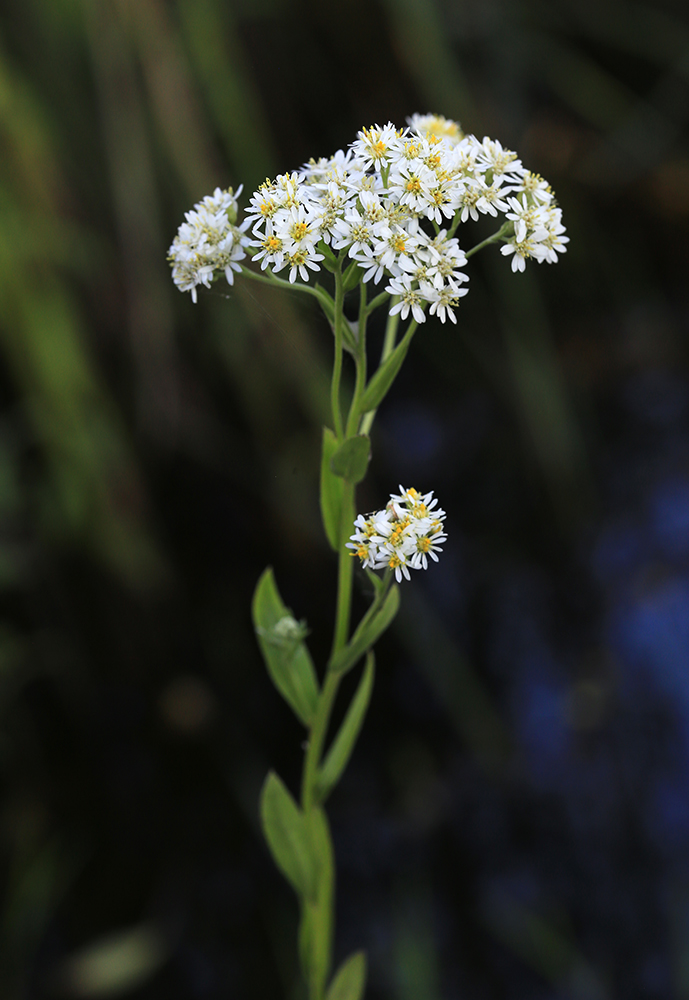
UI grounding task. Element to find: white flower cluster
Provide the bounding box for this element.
[245,114,567,322]
[169,114,568,313]
[347,486,447,582]
[168,187,251,302]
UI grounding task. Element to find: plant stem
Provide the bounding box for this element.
[301,478,354,809]
[331,266,345,439]
[345,283,368,438]
[379,301,400,366]
[363,290,390,317]
[240,262,333,309]
[465,221,511,258]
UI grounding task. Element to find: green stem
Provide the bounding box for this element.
[465,221,511,258]
[345,283,368,438]
[331,265,345,439]
[301,477,355,809]
[345,569,394,648]
[379,300,400,364]
[301,670,341,813]
[240,262,334,310]
[358,304,401,437]
[362,290,390,317]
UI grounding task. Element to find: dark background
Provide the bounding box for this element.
[1,0,689,997]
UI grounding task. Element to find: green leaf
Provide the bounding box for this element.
[329,585,400,675]
[317,653,375,802]
[320,427,344,551]
[330,435,370,484]
[260,772,318,901]
[252,568,319,726]
[326,951,367,1000]
[358,333,413,413]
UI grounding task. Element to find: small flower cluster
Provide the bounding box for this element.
[169,114,568,315]
[348,487,447,582]
[168,187,251,302]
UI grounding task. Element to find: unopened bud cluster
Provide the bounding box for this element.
[348,487,447,582]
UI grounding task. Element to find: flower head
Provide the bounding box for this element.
[347,486,447,582]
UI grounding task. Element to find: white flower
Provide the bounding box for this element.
[500,231,548,272]
[421,281,467,324]
[408,113,464,146]
[386,275,427,324]
[351,122,403,169]
[348,486,447,580]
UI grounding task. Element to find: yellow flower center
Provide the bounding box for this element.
[291,221,309,241]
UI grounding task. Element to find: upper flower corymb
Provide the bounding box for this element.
[169,115,568,318]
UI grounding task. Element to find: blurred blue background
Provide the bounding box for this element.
[1,0,689,997]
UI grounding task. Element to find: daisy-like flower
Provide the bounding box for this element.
[386,275,427,324]
[421,281,467,324]
[408,113,464,146]
[347,487,447,582]
[280,246,325,283]
[505,194,549,243]
[351,122,403,170]
[500,231,548,272]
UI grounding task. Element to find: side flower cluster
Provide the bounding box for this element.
[169,113,568,316]
[347,487,447,582]
[168,187,251,302]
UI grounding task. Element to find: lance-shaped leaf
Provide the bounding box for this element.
[320,427,344,551]
[252,568,319,727]
[327,951,367,1000]
[358,332,413,414]
[329,585,400,675]
[260,772,318,901]
[316,653,375,803]
[330,435,370,484]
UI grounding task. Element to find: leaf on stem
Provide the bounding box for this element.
[358,331,413,413]
[326,951,367,1000]
[316,653,375,803]
[252,568,319,727]
[329,584,400,676]
[330,435,370,484]
[320,427,345,551]
[260,772,319,901]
